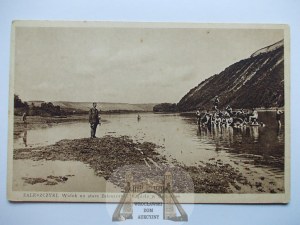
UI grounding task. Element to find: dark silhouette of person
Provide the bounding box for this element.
[276,108,283,127]
[89,102,100,138]
[22,111,27,123]
[213,95,220,110]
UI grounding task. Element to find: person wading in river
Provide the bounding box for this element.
[22,111,27,123]
[196,109,201,125]
[276,108,284,127]
[213,95,220,110]
[249,108,258,122]
[89,102,100,138]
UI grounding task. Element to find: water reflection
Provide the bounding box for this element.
[191,111,284,171]
[277,126,284,142]
[198,125,261,144]
[249,126,259,142]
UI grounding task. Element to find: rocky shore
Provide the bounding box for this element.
[13,135,266,193]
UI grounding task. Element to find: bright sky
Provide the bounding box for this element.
[14,26,283,103]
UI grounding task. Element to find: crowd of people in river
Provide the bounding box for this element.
[196,107,262,128]
[195,96,284,128]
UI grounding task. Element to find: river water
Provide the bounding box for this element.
[14,111,285,192]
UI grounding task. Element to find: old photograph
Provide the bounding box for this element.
[7,21,289,203]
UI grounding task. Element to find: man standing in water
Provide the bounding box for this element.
[249,108,258,122]
[89,102,100,138]
[196,109,201,125]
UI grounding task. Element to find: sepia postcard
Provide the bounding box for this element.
[7,21,290,204]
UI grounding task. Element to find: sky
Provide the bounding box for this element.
[14,25,284,103]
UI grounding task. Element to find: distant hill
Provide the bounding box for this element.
[27,101,157,113]
[177,40,284,111]
[153,103,178,112]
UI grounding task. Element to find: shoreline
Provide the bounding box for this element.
[14,115,88,138]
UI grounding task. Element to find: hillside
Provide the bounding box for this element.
[251,40,283,57]
[177,40,284,111]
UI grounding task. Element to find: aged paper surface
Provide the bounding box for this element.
[7,21,290,203]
